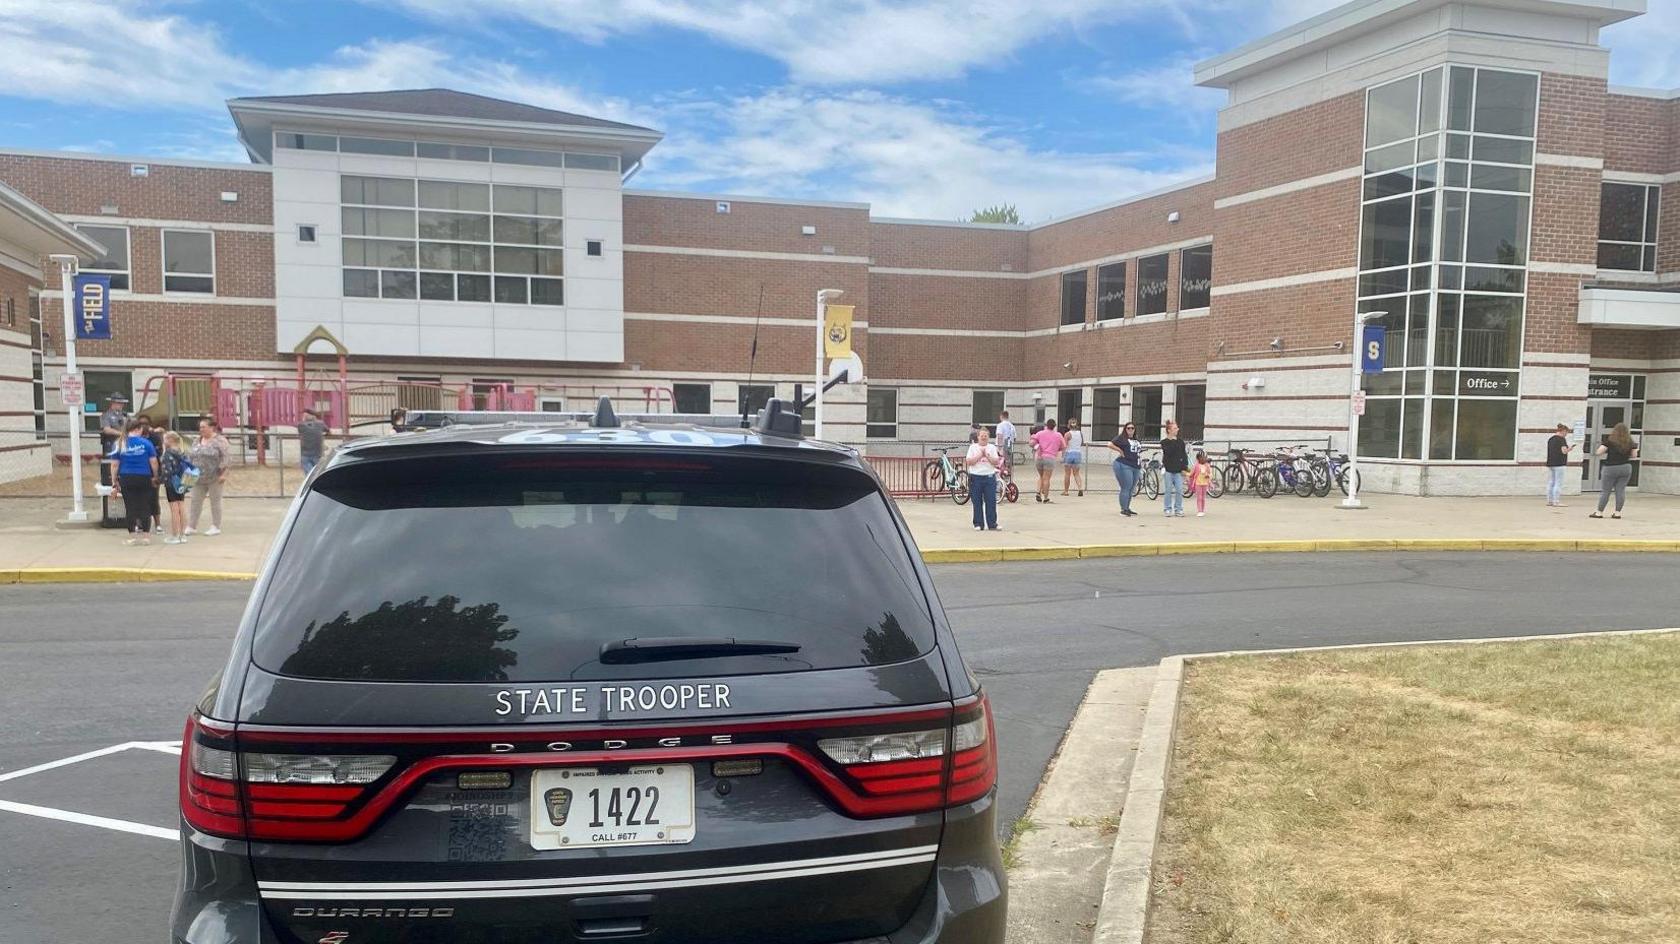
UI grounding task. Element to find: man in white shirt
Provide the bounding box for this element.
[994,411,1017,472]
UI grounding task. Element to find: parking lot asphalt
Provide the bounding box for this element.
[3,552,1678,942]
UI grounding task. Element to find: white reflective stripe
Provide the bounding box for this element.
[259,845,939,896]
[260,852,938,900]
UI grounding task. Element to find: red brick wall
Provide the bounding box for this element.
[1207,277,1355,357]
[1536,74,1606,159]
[38,296,276,360]
[868,272,1023,333]
[1214,179,1360,285]
[1530,165,1600,268]
[1025,181,1216,272]
[0,265,38,331]
[1603,93,1670,173]
[0,154,270,224]
[1214,92,1363,198]
[869,221,1026,271]
[867,332,1022,382]
[624,195,870,256]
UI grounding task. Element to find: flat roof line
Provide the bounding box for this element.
[0,146,266,173]
[1608,84,1680,100]
[871,217,1027,231]
[1027,174,1217,230]
[624,188,871,211]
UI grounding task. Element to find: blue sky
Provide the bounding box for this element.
[1,1,1675,221]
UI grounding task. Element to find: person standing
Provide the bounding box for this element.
[1031,418,1066,503]
[1108,421,1142,517]
[187,418,230,536]
[1589,422,1638,519]
[1062,418,1086,497]
[964,426,1004,532]
[97,394,129,460]
[1160,419,1190,517]
[1188,450,1214,517]
[995,411,1017,473]
[137,413,165,534]
[114,418,159,546]
[298,409,328,474]
[159,431,193,545]
[1545,422,1574,507]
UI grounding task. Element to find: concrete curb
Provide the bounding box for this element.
[0,567,259,585]
[1088,625,1680,944]
[919,537,1680,563]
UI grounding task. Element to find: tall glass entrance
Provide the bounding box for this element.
[1582,373,1646,489]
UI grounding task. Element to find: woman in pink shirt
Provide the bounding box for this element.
[1030,419,1067,504]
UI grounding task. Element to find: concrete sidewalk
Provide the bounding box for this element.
[2,490,1676,582]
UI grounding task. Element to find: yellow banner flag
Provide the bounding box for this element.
[824,304,854,360]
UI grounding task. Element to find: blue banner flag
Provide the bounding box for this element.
[72,274,112,340]
[1360,325,1385,374]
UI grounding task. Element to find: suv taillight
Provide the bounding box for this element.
[180,714,395,840]
[815,695,996,815]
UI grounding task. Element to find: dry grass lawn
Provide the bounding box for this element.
[1148,632,1680,944]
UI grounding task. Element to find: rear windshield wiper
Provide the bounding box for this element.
[599,636,804,665]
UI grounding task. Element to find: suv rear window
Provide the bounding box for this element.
[251,451,935,682]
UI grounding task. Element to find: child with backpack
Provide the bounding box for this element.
[159,431,199,545]
[1188,450,1215,517]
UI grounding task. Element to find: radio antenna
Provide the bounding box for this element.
[741,283,766,427]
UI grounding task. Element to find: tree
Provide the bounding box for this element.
[969,203,1021,224]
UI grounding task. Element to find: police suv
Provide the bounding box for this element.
[173,399,1006,944]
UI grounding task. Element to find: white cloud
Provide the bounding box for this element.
[643,88,1212,221]
[382,0,1185,85]
[1602,2,1680,89]
[1080,56,1225,112]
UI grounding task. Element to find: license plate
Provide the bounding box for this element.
[529,765,695,850]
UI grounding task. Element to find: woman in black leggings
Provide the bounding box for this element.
[112,418,160,545]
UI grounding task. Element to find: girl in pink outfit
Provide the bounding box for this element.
[1188,451,1214,517]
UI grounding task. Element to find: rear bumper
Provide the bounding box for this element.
[172,795,1005,944]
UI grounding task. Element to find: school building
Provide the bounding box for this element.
[0,0,1675,494]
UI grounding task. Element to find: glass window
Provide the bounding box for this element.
[493,276,528,304]
[456,274,491,302]
[564,152,619,171]
[380,270,416,300]
[866,388,897,439]
[673,383,712,415]
[1469,165,1531,193]
[1365,167,1413,200]
[1471,70,1537,138]
[1366,75,1419,148]
[341,175,415,207]
[494,215,563,246]
[340,136,415,157]
[1463,192,1528,265]
[73,224,130,291]
[1419,68,1443,134]
[1597,183,1659,272]
[1446,67,1474,131]
[1411,193,1434,264]
[419,272,454,301]
[972,390,1005,429]
[1429,396,1456,459]
[1136,254,1169,316]
[1462,267,1523,294]
[494,185,564,217]
[342,238,415,269]
[416,142,489,162]
[418,242,490,272]
[342,207,415,239]
[1472,136,1532,165]
[1360,198,1413,271]
[251,457,935,682]
[738,384,774,417]
[1096,262,1125,320]
[492,146,566,168]
[1440,191,1466,262]
[418,180,490,212]
[1059,270,1087,326]
[530,278,564,306]
[418,210,490,242]
[1358,398,1403,458]
[1453,399,1517,460]
[343,269,378,298]
[1459,295,1522,368]
[494,247,564,276]
[162,230,214,293]
[1179,245,1212,310]
[276,132,337,151]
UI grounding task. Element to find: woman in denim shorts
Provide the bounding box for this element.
[1061,418,1086,496]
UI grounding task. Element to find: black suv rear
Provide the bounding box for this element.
[172,403,1005,944]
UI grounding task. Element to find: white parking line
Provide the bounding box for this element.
[130,741,184,756]
[0,799,178,841]
[0,743,141,783]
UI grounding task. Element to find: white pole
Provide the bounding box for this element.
[53,255,88,522]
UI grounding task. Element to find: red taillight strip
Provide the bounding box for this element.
[179,717,245,837]
[247,783,364,802]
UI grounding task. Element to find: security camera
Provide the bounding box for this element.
[1269,337,1283,351]
[1062,362,1073,370]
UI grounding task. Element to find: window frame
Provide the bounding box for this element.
[1179,244,1213,312]
[866,387,898,439]
[1596,181,1660,273]
[71,224,131,292]
[160,228,216,295]
[672,382,712,415]
[1096,261,1126,321]
[1135,253,1170,317]
[1059,269,1088,326]
[971,390,1005,430]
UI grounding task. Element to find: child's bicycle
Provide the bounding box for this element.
[923,446,970,504]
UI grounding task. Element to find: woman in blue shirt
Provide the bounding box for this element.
[113,419,160,545]
[1108,422,1142,517]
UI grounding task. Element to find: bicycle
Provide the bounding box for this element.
[1306,450,1360,497]
[922,447,971,505]
[1136,453,1163,501]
